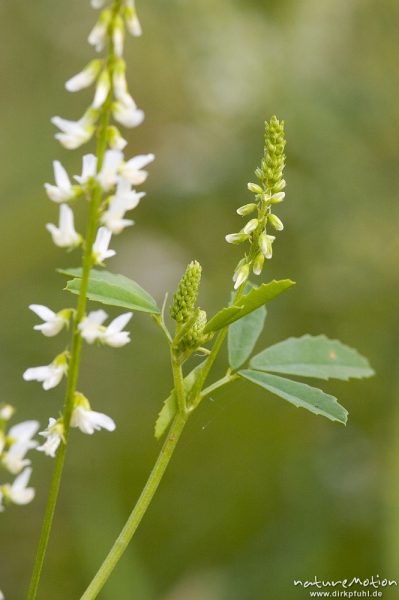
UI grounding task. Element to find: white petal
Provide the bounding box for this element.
[29,304,56,321]
[8,420,39,443]
[23,366,52,382]
[53,161,71,189]
[107,312,133,334]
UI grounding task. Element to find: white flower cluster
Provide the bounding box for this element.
[22,0,153,458]
[0,404,38,512]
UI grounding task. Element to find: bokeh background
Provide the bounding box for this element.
[1,0,398,598]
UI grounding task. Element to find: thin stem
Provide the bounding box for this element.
[27,5,120,598]
[80,412,188,600]
[197,371,238,404]
[170,351,187,415]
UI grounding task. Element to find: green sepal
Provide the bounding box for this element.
[154,361,205,440]
[238,369,348,424]
[204,279,294,333]
[250,335,374,381]
[59,268,159,314]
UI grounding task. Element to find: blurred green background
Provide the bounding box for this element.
[1,0,398,598]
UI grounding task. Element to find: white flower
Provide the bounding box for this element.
[125,0,142,37]
[2,421,39,475]
[102,312,132,347]
[92,70,111,109]
[88,9,112,52]
[0,491,3,512]
[74,154,98,185]
[51,112,96,150]
[113,61,128,102]
[92,227,116,264]
[0,588,4,598]
[65,59,103,92]
[2,468,35,506]
[233,263,250,290]
[78,310,108,344]
[78,310,132,347]
[119,153,155,185]
[107,126,127,151]
[91,0,106,8]
[46,204,81,249]
[29,304,70,337]
[113,16,124,58]
[112,95,144,129]
[97,150,124,191]
[71,406,116,435]
[101,180,143,234]
[44,161,76,203]
[23,353,68,391]
[0,404,15,421]
[37,418,64,458]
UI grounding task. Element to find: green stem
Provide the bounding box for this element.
[80,412,188,600]
[170,351,187,414]
[196,371,238,405]
[27,5,120,598]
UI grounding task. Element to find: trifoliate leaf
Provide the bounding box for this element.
[228,306,267,370]
[61,268,159,314]
[250,335,374,381]
[204,279,294,333]
[239,369,348,424]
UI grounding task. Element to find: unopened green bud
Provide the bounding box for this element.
[225,233,250,244]
[252,253,265,275]
[233,262,250,290]
[259,233,275,259]
[269,192,285,204]
[273,179,286,192]
[180,310,209,351]
[242,218,258,234]
[247,182,263,194]
[170,261,202,323]
[268,214,284,231]
[237,203,257,216]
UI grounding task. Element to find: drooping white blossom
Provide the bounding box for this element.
[65,59,103,92]
[113,15,125,58]
[92,227,116,263]
[74,154,98,185]
[71,406,116,435]
[112,95,144,129]
[107,126,127,151]
[2,421,39,475]
[51,111,96,150]
[44,161,76,203]
[97,150,123,191]
[1,468,35,506]
[119,153,155,185]
[125,0,142,37]
[78,310,132,347]
[23,353,68,391]
[78,310,108,344]
[91,0,107,8]
[102,312,133,347]
[46,204,81,249]
[101,179,143,233]
[88,9,112,52]
[29,304,70,337]
[37,418,64,458]
[92,70,111,109]
[0,404,15,421]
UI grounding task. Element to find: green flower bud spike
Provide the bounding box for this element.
[170,261,202,324]
[226,116,287,287]
[180,309,209,352]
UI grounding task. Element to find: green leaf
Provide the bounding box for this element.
[250,334,374,381]
[204,279,294,333]
[62,269,159,314]
[239,369,348,424]
[154,362,205,440]
[228,306,267,370]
